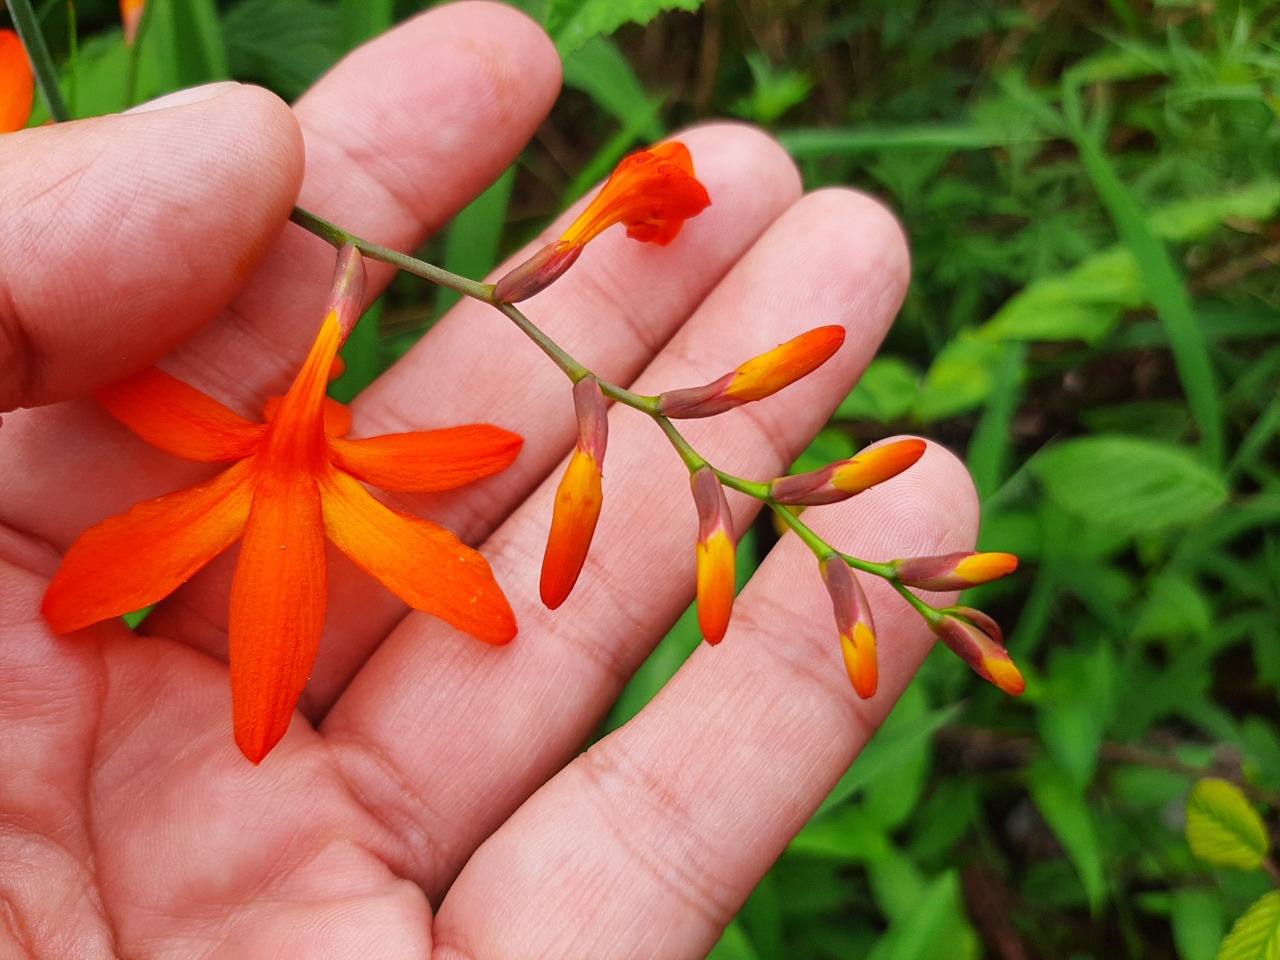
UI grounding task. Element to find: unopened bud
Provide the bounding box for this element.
[493,241,584,303]
[933,607,1024,695]
[770,439,927,506]
[820,556,877,698]
[691,467,735,644]
[893,551,1019,591]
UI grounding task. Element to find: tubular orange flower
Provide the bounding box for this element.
[933,607,1025,696]
[0,30,34,133]
[820,556,877,698]
[691,467,735,644]
[893,551,1019,591]
[42,248,522,763]
[121,0,146,45]
[770,438,928,506]
[494,140,711,303]
[540,377,608,610]
[656,326,847,419]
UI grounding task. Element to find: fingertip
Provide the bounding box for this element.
[0,83,304,410]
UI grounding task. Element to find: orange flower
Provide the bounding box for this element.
[0,29,34,133]
[691,467,735,644]
[121,0,146,45]
[820,557,877,698]
[494,140,711,303]
[540,377,608,609]
[769,438,927,506]
[656,326,846,419]
[42,249,521,763]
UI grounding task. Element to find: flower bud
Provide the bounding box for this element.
[327,244,367,339]
[493,241,583,304]
[769,438,926,506]
[893,551,1019,591]
[933,607,1025,695]
[691,467,735,644]
[657,326,846,419]
[540,379,609,609]
[820,557,877,698]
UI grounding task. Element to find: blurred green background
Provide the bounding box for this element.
[13,0,1280,956]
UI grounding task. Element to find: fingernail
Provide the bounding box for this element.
[124,82,240,114]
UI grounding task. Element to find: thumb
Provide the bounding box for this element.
[0,82,304,412]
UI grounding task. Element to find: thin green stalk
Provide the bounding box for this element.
[8,0,70,121]
[123,0,157,108]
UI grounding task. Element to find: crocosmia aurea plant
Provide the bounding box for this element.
[41,124,1023,761]
[0,29,34,133]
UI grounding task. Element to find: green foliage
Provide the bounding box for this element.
[1218,891,1280,960]
[1186,779,1270,871]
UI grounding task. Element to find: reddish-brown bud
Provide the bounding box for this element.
[933,607,1024,695]
[893,551,1019,591]
[820,557,877,698]
[493,241,583,304]
[769,438,927,506]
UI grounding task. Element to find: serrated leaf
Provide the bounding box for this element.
[1186,779,1269,870]
[1218,891,1280,960]
[545,0,702,57]
[1031,436,1228,535]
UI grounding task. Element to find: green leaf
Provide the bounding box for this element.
[1217,891,1280,960]
[913,335,1008,422]
[1031,435,1228,535]
[837,357,920,423]
[562,36,664,141]
[1149,181,1280,243]
[1171,887,1226,960]
[976,247,1143,344]
[435,167,516,317]
[544,0,702,57]
[1186,778,1269,870]
[1028,759,1107,914]
[707,919,762,960]
[778,125,1045,157]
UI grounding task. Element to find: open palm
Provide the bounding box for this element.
[0,5,979,957]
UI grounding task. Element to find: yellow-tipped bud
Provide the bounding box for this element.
[657,326,846,419]
[691,467,735,644]
[770,438,927,506]
[820,557,877,698]
[893,551,1019,591]
[539,379,609,609]
[933,607,1024,696]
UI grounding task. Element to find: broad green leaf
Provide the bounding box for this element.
[1150,181,1280,243]
[544,0,702,57]
[223,0,339,100]
[976,247,1142,344]
[789,803,891,863]
[1171,887,1226,960]
[1133,571,1213,643]
[1028,759,1107,913]
[913,335,1008,422]
[1037,645,1116,791]
[837,357,921,423]
[562,36,663,141]
[1217,891,1280,960]
[1186,778,1269,870]
[866,869,978,960]
[1031,435,1228,535]
[162,0,228,86]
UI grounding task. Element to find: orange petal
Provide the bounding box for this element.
[229,469,327,764]
[0,30,33,134]
[262,310,342,468]
[696,529,736,644]
[329,425,523,493]
[539,449,604,609]
[43,459,254,633]
[560,141,711,249]
[319,468,516,645]
[96,368,265,462]
[120,0,146,45]
[263,394,351,438]
[841,622,879,699]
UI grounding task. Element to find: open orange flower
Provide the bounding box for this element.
[493,140,712,302]
[43,249,521,763]
[0,29,34,133]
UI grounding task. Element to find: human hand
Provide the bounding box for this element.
[0,4,980,957]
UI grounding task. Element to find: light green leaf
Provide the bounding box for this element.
[913,335,1009,422]
[1217,891,1280,960]
[977,247,1143,344]
[1150,181,1280,243]
[707,919,762,960]
[1028,759,1107,914]
[545,0,702,57]
[562,36,663,141]
[1031,435,1228,535]
[1186,778,1269,870]
[837,357,921,423]
[1171,887,1226,960]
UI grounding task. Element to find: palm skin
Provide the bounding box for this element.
[0,4,980,958]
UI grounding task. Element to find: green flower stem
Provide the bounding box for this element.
[290,207,494,302]
[655,417,708,473]
[8,0,71,122]
[496,302,591,383]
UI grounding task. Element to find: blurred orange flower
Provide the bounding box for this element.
[43,250,521,763]
[121,0,145,46]
[494,140,712,302]
[0,30,33,133]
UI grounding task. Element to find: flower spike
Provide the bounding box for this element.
[933,607,1025,696]
[657,326,847,419]
[893,551,1018,591]
[45,247,522,763]
[770,438,926,506]
[0,30,34,134]
[494,140,711,302]
[540,377,609,609]
[691,467,735,644]
[820,557,877,698]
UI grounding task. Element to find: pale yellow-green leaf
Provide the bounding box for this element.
[1218,891,1280,960]
[1187,778,1269,870]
